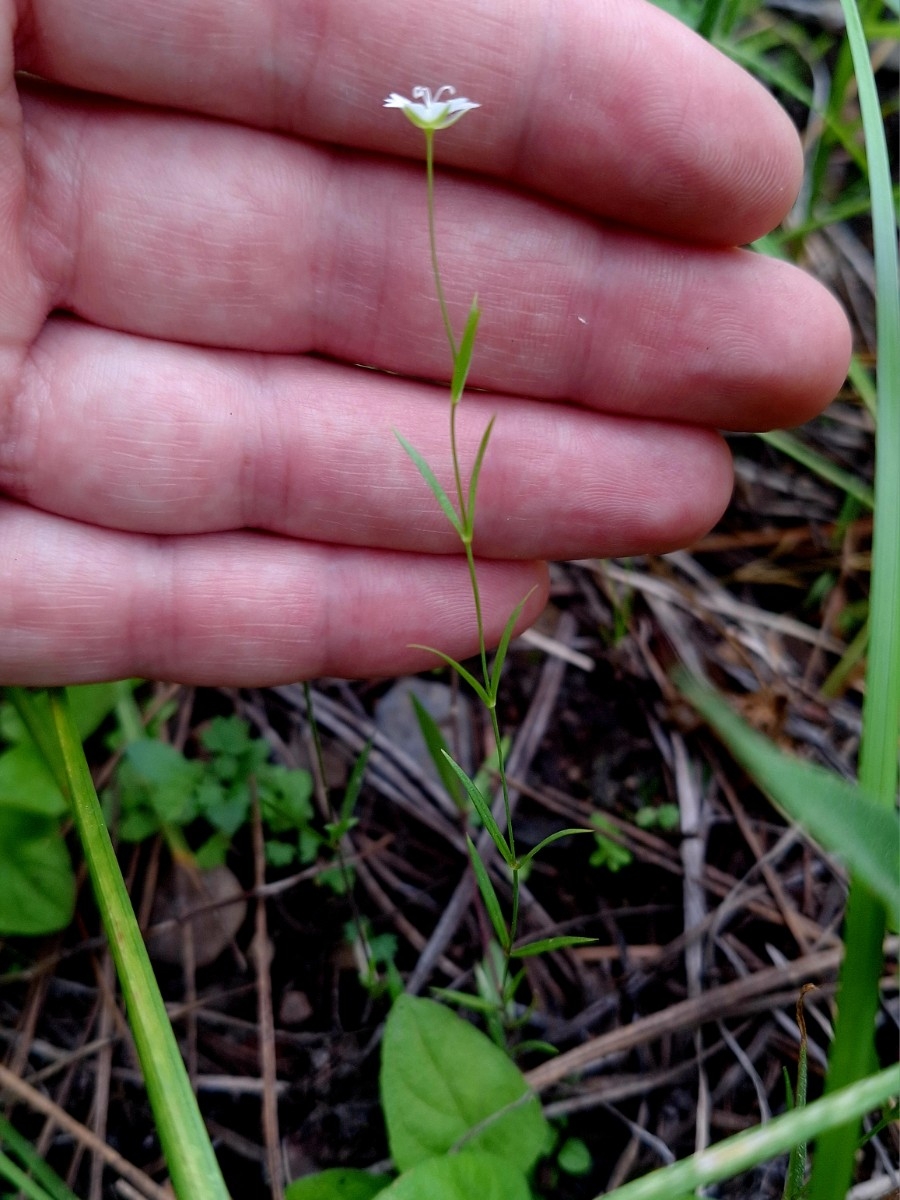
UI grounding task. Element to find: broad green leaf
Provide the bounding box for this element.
[394,433,463,536]
[510,936,596,959]
[285,1168,392,1199]
[466,835,509,950]
[0,743,67,816]
[382,1150,530,1200]
[65,682,124,741]
[443,754,512,864]
[450,298,481,405]
[677,672,900,926]
[0,810,75,935]
[381,995,548,1174]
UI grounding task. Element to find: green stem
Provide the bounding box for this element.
[425,129,457,361]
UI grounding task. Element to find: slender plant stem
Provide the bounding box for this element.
[425,130,457,360]
[422,125,523,1001]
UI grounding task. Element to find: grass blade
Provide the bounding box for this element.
[596,1065,899,1200]
[39,690,231,1200]
[677,672,899,925]
[808,2,900,1194]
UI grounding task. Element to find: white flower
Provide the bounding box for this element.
[383,85,480,131]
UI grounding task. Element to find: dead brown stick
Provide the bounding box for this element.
[0,1062,173,1200]
[523,947,842,1093]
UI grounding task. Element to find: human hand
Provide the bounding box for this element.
[1,0,850,685]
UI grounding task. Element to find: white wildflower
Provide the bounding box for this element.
[383,85,480,131]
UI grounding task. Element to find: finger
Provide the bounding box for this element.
[0,501,549,686]
[23,92,850,430]
[20,0,800,244]
[7,321,734,560]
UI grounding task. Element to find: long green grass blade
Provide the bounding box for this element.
[808,2,900,1194]
[677,672,900,924]
[596,1065,899,1200]
[757,430,874,509]
[0,1115,79,1200]
[40,690,231,1200]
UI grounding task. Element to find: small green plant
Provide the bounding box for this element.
[285,995,550,1199]
[588,813,634,873]
[383,84,594,1044]
[105,713,317,871]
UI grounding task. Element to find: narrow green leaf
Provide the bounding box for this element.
[757,430,875,510]
[676,672,900,926]
[464,415,496,538]
[450,297,481,405]
[407,646,490,704]
[443,753,513,865]
[393,431,463,535]
[340,739,373,826]
[409,694,463,809]
[809,7,900,1191]
[519,827,593,870]
[597,1066,900,1200]
[510,936,596,959]
[489,588,537,701]
[467,834,510,949]
[0,1113,80,1200]
[429,987,506,1017]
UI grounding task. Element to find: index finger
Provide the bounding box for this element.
[19,0,802,244]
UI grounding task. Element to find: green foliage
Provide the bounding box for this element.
[285,1168,392,1199]
[381,1151,530,1199]
[106,714,316,870]
[677,672,900,927]
[589,814,633,873]
[382,996,549,1173]
[0,684,123,935]
[294,995,549,1198]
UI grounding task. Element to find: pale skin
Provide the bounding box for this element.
[0,0,851,686]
